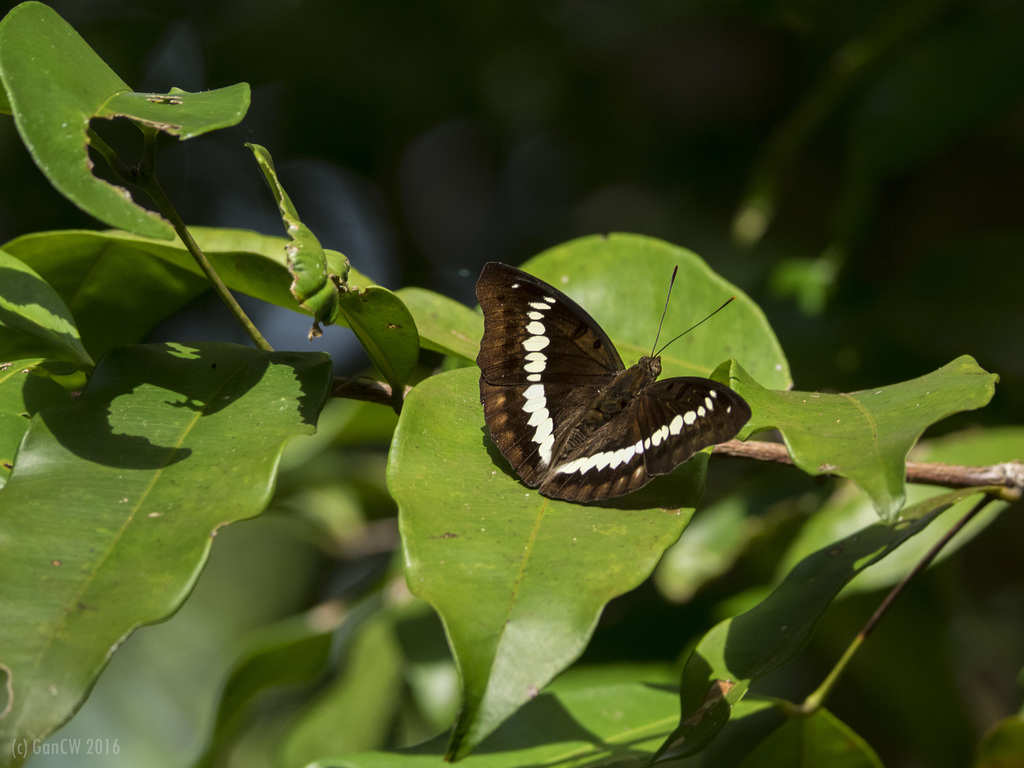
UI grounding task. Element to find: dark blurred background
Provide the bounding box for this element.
[2,2,1023,767]
[1,0,1021,414]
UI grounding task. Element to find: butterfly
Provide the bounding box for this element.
[476,262,751,502]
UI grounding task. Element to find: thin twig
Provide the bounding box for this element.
[714,439,1024,498]
[331,376,412,407]
[795,494,995,714]
[89,125,274,352]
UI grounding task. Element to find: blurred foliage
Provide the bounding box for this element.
[2,1,1022,767]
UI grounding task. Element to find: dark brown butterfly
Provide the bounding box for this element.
[476,262,750,502]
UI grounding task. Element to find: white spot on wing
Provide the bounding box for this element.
[527,408,549,427]
[521,383,553,465]
[669,414,684,435]
[523,336,549,352]
[683,410,697,425]
[539,433,555,464]
[526,321,545,336]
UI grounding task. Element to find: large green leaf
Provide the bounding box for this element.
[390,367,700,762]
[0,3,248,238]
[389,234,789,759]
[651,486,998,763]
[734,355,998,521]
[0,229,370,360]
[0,342,332,762]
[320,668,679,768]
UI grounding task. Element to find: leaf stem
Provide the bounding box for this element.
[88,125,274,352]
[791,493,994,715]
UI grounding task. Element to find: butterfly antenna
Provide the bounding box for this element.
[654,294,738,357]
[650,266,679,357]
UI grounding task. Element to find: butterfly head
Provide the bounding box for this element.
[638,355,662,381]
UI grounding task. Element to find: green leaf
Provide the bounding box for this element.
[1,229,372,360]
[387,235,789,759]
[0,359,72,488]
[523,234,791,391]
[0,2,165,237]
[394,286,481,361]
[0,3,250,239]
[336,287,419,409]
[651,486,993,763]
[653,494,754,604]
[0,248,92,365]
[736,708,882,768]
[390,367,700,761]
[248,143,347,337]
[735,355,998,521]
[99,84,250,140]
[279,604,406,766]
[777,426,1024,597]
[0,342,332,758]
[318,669,679,768]
[193,601,351,768]
[975,714,1024,768]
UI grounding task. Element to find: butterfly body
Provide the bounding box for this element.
[476,262,750,502]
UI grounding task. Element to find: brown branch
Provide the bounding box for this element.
[331,376,412,407]
[327,383,1023,501]
[714,439,1024,499]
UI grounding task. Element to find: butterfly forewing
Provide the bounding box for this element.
[476,263,624,385]
[477,262,628,486]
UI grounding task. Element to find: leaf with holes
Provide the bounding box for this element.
[0,2,248,238]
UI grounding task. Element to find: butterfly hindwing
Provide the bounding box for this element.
[634,377,752,477]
